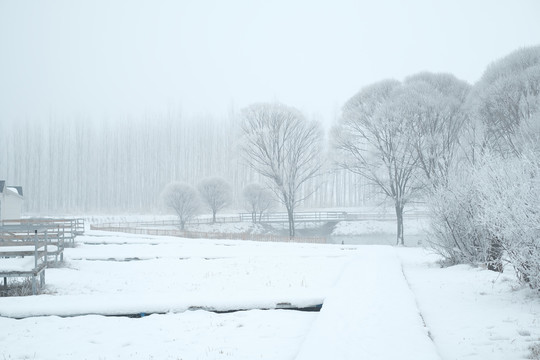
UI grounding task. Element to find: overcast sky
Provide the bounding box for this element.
[1,0,540,124]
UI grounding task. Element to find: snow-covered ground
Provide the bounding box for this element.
[1,228,539,359]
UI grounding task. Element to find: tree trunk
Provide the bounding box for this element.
[180,220,185,230]
[286,207,295,237]
[487,236,503,272]
[395,203,404,246]
[212,210,216,223]
[252,211,256,223]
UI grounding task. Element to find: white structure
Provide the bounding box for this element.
[0,180,24,221]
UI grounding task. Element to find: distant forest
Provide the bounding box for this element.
[0,112,373,214]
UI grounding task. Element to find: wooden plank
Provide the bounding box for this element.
[0,268,46,278]
[0,241,48,247]
[0,250,48,257]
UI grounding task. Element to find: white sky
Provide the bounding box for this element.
[1,0,540,124]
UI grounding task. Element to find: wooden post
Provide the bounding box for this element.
[45,229,48,265]
[32,276,37,295]
[34,230,38,272]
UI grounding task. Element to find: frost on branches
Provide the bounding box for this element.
[428,152,540,289]
[427,45,540,290]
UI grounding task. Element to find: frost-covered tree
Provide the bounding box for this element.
[240,103,324,237]
[470,45,540,156]
[332,80,423,245]
[427,167,491,266]
[403,73,471,188]
[475,151,540,286]
[428,150,540,283]
[161,182,200,230]
[197,177,232,223]
[242,183,274,223]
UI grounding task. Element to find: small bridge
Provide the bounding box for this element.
[239,211,353,223]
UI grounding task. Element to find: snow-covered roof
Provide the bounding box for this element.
[0,181,23,197]
[7,187,18,195]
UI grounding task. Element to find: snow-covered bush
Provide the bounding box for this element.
[427,151,540,289]
[242,183,274,223]
[197,177,232,223]
[426,168,490,266]
[475,152,540,289]
[161,182,200,230]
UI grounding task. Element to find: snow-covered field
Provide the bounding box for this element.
[1,228,539,359]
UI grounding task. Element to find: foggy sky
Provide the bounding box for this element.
[1,0,540,124]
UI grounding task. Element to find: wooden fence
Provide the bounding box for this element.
[1,227,51,295]
[90,223,326,244]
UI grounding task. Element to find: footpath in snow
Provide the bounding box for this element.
[296,245,441,360]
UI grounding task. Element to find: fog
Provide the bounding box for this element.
[1,1,539,214]
[2,0,539,123]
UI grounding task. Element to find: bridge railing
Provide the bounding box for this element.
[239,211,350,223]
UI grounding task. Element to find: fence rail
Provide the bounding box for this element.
[90,224,326,244]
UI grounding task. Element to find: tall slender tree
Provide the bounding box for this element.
[239,103,324,237]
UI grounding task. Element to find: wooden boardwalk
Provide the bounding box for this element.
[0,218,85,295]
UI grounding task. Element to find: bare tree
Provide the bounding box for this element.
[161,182,200,230]
[239,103,324,237]
[197,177,232,223]
[332,80,423,245]
[242,183,274,222]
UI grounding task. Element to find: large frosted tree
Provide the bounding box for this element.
[239,103,324,237]
[332,80,423,245]
[470,45,540,156]
[403,73,471,188]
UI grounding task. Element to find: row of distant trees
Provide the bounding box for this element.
[161,177,274,230]
[0,111,372,214]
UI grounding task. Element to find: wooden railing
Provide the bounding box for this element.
[1,218,85,247]
[0,229,50,295]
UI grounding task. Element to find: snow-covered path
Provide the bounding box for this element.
[296,246,440,360]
